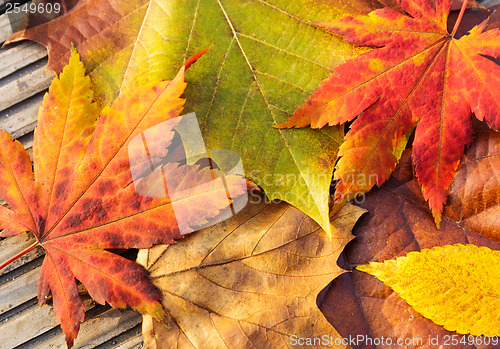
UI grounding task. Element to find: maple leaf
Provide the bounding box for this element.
[137,190,366,348]
[0,49,246,347]
[320,134,500,346]
[4,0,399,237]
[358,244,500,336]
[277,0,500,226]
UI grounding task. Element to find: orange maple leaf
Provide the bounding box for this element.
[0,49,245,347]
[277,0,500,226]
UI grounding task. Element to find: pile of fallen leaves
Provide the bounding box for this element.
[1,0,499,347]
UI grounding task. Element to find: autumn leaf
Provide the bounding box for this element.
[0,49,246,347]
[444,121,500,243]
[277,0,500,227]
[357,244,500,336]
[320,127,500,347]
[136,191,366,348]
[4,0,403,236]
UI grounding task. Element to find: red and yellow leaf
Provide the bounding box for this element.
[0,130,40,235]
[277,0,500,226]
[0,49,246,347]
[34,47,98,230]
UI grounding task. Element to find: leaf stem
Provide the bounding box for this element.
[0,241,39,271]
[451,0,469,38]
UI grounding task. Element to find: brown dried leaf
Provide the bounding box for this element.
[138,192,366,348]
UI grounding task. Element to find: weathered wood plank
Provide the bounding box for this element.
[37,308,143,349]
[0,12,22,43]
[0,232,43,276]
[0,297,97,348]
[0,63,54,111]
[0,41,47,80]
[114,334,144,349]
[0,13,13,43]
[0,92,42,138]
[0,304,58,348]
[19,128,33,144]
[0,266,38,314]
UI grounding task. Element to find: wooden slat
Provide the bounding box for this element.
[0,232,43,276]
[0,63,54,111]
[36,308,143,349]
[0,296,96,347]
[0,11,23,43]
[0,13,13,43]
[0,266,38,313]
[0,32,49,143]
[0,304,59,348]
[115,334,144,349]
[0,92,42,138]
[18,129,34,149]
[0,41,47,79]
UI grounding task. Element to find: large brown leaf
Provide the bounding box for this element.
[137,192,366,348]
[444,122,500,242]
[320,121,500,348]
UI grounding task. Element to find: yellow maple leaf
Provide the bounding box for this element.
[358,244,500,336]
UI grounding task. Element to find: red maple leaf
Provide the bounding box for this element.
[277,0,500,226]
[0,49,245,347]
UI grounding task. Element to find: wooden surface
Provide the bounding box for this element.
[0,4,144,349]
